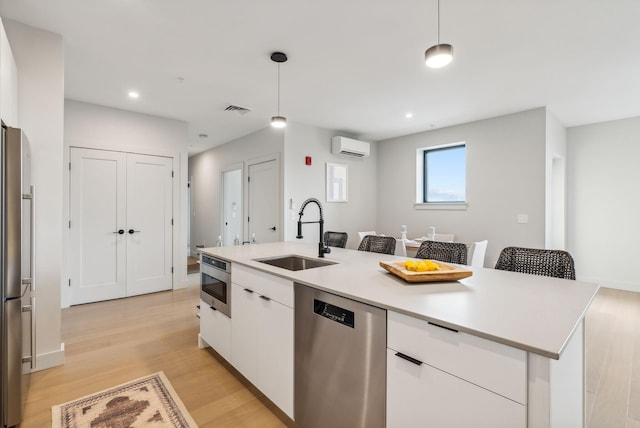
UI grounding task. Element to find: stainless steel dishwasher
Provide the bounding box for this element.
[295,283,387,428]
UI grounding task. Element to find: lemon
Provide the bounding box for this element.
[424,260,440,271]
[404,260,418,271]
[407,260,440,272]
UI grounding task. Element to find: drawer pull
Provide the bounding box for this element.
[428,321,459,333]
[259,295,271,301]
[209,306,217,311]
[395,352,423,366]
[243,288,254,293]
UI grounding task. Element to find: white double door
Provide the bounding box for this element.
[70,148,173,305]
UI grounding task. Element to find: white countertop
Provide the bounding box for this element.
[201,241,599,360]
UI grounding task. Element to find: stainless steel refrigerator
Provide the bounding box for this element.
[1,124,35,428]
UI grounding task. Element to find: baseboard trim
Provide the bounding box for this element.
[32,342,65,372]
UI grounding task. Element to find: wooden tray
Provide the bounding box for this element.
[379,260,472,283]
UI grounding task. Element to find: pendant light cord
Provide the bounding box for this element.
[277,64,281,115]
[437,0,441,44]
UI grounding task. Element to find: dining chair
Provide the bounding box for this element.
[395,238,407,257]
[494,246,576,280]
[357,235,396,255]
[415,241,468,264]
[324,231,348,248]
[468,240,488,267]
[358,230,377,242]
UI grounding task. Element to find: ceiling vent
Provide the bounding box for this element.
[224,105,251,115]
[331,136,370,158]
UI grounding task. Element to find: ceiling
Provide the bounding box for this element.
[1,0,639,155]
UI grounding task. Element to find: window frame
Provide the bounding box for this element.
[415,142,468,210]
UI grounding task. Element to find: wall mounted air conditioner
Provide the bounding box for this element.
[331,136,370,157]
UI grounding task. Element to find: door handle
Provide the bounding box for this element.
[269,226,276,231]
[113,229,125,234]
[128,229,141,234]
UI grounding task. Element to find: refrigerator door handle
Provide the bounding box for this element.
[22,184,36,369]
[21,302,33,365]
[22,185,35,293]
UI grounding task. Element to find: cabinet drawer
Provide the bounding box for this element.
[232,264,294,308]
[387,348,526,428]
[388,311,526,404]
[200,299,231,361]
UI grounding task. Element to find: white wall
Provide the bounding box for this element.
[0,18,18,125]
[4,19,65,370]
[283,122,378,249]
[567,116,640,291]
[63,100,190,306]
[545,110,568,250]
[377,108,547,267]
[189,122,378,252]
[188,126,283,254]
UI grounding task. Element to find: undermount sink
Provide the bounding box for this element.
[255,255,337,271]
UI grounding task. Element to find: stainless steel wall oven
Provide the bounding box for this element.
[200,254,231,318]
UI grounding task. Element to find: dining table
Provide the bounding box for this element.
[397,236,462,258]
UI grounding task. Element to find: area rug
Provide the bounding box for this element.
[52,371,198,428]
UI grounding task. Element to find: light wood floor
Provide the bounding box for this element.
[585,287,640,428]
[20,283,640,427]
[21,280,291,428]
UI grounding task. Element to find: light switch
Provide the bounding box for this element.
[517,214,528,224]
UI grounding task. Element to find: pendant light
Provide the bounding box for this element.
[270,52,288,128]
[425,0,453,68]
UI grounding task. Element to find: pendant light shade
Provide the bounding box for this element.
[271,115,287,128]
[270,52,288,128]
[425,43,453,68]
[425,0,453,68]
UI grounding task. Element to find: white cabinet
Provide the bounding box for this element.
[199,299,231,361]
[387,311,527,428]
[231,265,294,418]
[230,283,259,383]
[0,19,18,126]
[387,349,525,428]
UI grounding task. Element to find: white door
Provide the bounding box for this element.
[126,154,173,296]
[222,168,242,246]
[248,159,279,243]
[70,148,173,304]
[70,149,127,304]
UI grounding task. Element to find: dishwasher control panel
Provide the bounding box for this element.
[313,299,354,328]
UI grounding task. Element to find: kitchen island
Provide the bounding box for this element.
[198,241,599,428]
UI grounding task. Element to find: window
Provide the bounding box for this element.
[421,143,466,203]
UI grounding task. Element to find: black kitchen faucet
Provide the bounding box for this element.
[296,198,331,258]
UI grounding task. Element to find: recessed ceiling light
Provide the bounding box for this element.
[198,133,208,138]
[128,91,139,99]
[405,112,414,119]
